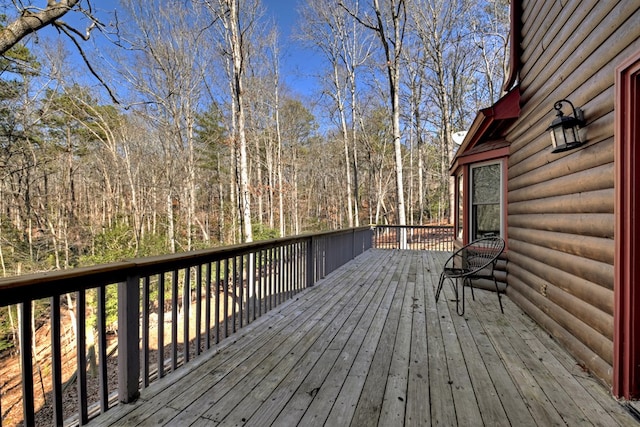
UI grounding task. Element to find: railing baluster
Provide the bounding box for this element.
[183,267,190,364]
[287,245,292,299]
[205,262,211,350]
[196,264,202,356]
[97,286,108,413]
[269,247,274,311]
[249,252,255,323]
[142,276,150,388]
[298,242,303,292]
[224,258,229,339]
[171,270,178,372]
[232,256,238,333]
[215,260,221,344]
[301,242,305,291]
[256,250,262,319]
[282,246,287,300]
[77,290,88,425]
[51,296,63,426]
[290,245,295,296]
[158,272,165,379]
[281,247,286,305]
[293,243,298,293]
[239,255,244,329]
[274,246,278,305]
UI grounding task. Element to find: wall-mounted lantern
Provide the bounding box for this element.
[547,99,586,153]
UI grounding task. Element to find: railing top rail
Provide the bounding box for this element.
[374,224,453,229]
[0,226,373,306]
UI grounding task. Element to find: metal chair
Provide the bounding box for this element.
[435,235,505,315]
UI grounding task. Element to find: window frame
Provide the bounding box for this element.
[468,160,504,241]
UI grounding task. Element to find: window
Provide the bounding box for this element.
[470,162,502,240]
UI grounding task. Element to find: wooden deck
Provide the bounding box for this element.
[89,250,638,426]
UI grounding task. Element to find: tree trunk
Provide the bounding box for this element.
[0,0,81,54]
[350,81,360,227]
[227,0,253,243]
[336,69,355,228]
[371,0,407,232]
[276,103,285,237]
[167,192,176,253]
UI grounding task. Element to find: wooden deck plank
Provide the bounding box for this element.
[512,302,637,426]
[378,260,416,426]
[313,252,411,426]
[158,281,350,423]
[446,299,510,426]
[467,289,568,426]
[204,302,351,424]
[436,280,483,425]
[269,254,399,427]
[480,296,595,426]
[244,253,391,426]
[516,327,615,424]
[165,255,378,425]
[134,405,180,427]
[424,253,458,426]
[91,253,367,427]
[404,255,430,426]
[340,251,412,426]
[87,249,638,427]
[461,302,536,426]
[218,252,390,426]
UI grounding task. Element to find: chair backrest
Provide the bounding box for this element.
[462,236,505,272]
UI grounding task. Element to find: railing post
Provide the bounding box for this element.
[352,229,356,260]
[367,227,378,249]
[307,236,315,287]
[118,274,140,403]
[399,226,407,250]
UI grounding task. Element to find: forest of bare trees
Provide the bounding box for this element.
[0,0,510,278]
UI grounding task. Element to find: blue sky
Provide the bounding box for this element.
[30,0,320,99]
[262,0,321,97]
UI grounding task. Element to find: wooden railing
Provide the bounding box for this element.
[372,225,455,251]
[0,227,372,426]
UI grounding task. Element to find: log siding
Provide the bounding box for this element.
[505,0,640,389]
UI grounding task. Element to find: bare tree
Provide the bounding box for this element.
[116,0,209,251]
[299,0,373,228]
[203,0,263,243]
[410,0,476,221]
[341,0,408,236]
[265,28,286,236]
[0,1,123,103]
[0,1,83,54]
[471,0,511,103]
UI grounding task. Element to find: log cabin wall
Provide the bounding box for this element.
[505,0,640,387]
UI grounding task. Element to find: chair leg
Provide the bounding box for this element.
[494,278,504,313]
[457,278,465,316]
[435,273,446,302]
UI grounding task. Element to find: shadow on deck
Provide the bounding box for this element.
[88,249,637,426]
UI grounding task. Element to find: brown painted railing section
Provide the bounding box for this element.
[0,227,372,426]
[0,225,452,426]
[372,225,455,251]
